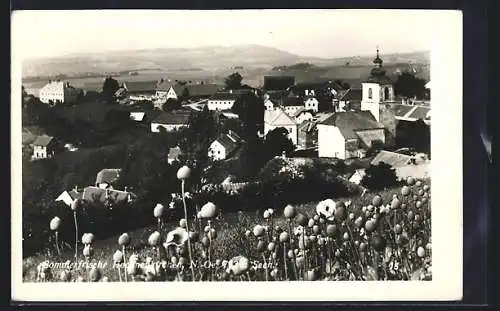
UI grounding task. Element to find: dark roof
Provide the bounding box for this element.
[390,104,416,118]
[319,111,384,139]
[363,75,393,84]
[371,150,414,167]
[95,169,121,185]
[82,186,136,205]
[298,120,317,133]
[32,135,54,147]
[123,81,157,93]
[339,89,363,102]
[209,92,240,101]
[282,96,303,107]
[152,111,191,125]
[263,76,295,91]
[213,132,241,154]
[186,84,223,97]
[407,106,430,120]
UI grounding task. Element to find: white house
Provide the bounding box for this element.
[31,135,56,160]
[130,112,145,122]
[151,111,191,133]
[39,81,80,104]
[55,187,82,207]
[207,92,239,111]
[208,131,241,161]
[155,80,184,100]
[282,96,304,116]
[304,96,319,112]
[264,107,298,145]
[317,111,385,160]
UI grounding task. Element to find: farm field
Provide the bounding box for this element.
[27,177,431,282]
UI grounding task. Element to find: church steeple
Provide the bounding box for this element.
[370,47,386,77]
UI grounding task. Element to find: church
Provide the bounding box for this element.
[317,49,406,159]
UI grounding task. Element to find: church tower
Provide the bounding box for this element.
[361,48,395,122]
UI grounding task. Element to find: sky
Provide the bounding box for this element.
[12,9,444,60]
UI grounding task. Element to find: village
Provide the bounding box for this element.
[21,47,433,283]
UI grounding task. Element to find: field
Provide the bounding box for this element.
[25,177,431,282]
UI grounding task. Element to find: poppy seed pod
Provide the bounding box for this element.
[82,245,93,257]
[326,224,337,237]
[416,201,422,208]
[370,235,386,252]
[88,267,101,282]
[359,242,367,252]
[50,217,61,231]
[417,246,426,258]
[253,225,265,237]
[365,220,376,233]
[319,218,326,224]
[391,198,401,209]
[148,231,161,246]
[313,215,320,222]
[406,177,415,185]
[309,235,317,243]
[176,165,191,180]
[283,204,296,219]
[170,256,178,265]
[312,225,320,234]
[153,203,165,218]
[113,250,124,263]
[415,180,422,187]
[196,211,202,218]
[82,233,94,245]
[267,242,276,252]
[408,211,415,220]
[308,218,315,228]
[401,186,410,196]
[394,224,403,235]
[295,213,308,227]
[342,232,349,240]
[118,233,131,246]
[263,210,270,219]
[244,230,251,238]
[279,231,289,243]
[179,218,187,228]
[71,199,81,211]
[200,202,217,219]
[372,195,382,207]
[287,249,294,259]
[354,217,363,229]
[256,240,266,252]
[201,236,209,247]
[334,204,347,221]
[423,184,430,192]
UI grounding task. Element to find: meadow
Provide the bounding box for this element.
[25,167,431,282]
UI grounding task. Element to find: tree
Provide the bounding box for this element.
[102,76,120,101]
[394,72,427,99]
[361,162,399,191]
[262,127,295,160]
[162,98,181,112]
[180,87,190,102]
[224,72,243,90]
[231,92,264,139]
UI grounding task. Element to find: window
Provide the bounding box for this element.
[384,87,390,100]
[368,88,373,99]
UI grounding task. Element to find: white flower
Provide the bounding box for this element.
[294,226,304,236]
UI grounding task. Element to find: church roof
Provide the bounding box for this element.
[319,111,384,140]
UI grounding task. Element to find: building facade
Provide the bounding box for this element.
[39,81,80,104]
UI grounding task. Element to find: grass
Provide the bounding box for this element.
[22,179,431,282]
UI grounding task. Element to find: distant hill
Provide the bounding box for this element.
[22,44,430,79]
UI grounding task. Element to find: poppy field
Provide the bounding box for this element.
[25,165,431,282]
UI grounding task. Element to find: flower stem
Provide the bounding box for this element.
[122,246,128,282]
[181,180,196,281]
[55,231,61,256]
[283,243,288,280]
[73,211,78,263]
[262,254,269,282]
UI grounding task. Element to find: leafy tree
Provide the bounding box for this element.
[224,72,243,90]
[101,76,120,101]
[181,87,190,101]
[262,127,295,160]
[394,72,427,99]
[162,98,181,112]
[361,162,399,191]
[231,92,264,139]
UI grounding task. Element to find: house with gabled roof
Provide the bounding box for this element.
[317,111,385,160]
[282,96,304,116]
[31,135,56,160]
[264,107,298,145]
[208,130,242,161]
[81,186,136,208]
[150,110,191,132]
[55,186,83,207]
[95,168,122,189]
[207,92,240,111]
